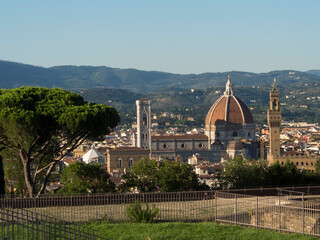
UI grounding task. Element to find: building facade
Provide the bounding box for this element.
[106,147,150,175]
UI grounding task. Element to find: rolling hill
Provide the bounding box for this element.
[1,60,320,93]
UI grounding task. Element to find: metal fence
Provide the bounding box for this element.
[2,188,320,238]
[215,190,320,237]
[0,191,216,223]
[222,185,320,196]
[0,207,105,239]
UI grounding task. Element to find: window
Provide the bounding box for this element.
[301,162,304,166]
[199,143,204,149]
[181,143,186,149]
[216,132,220,138]
[116,158,122,168]
[163,143,168,149]
[128,158,134,168]
[248,132,251,137]
[296,162,299,166]
[232,132,237,137]
[142,114,147,125]
[281,162,284,165]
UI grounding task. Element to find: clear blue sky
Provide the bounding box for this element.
[1,0,319,74]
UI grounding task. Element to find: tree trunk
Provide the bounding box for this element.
[36,162,56,197]
[22,160,35,197]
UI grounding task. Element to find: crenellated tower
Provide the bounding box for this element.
[267,78,282,163]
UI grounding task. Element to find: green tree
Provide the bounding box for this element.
[122,158,205,192]
[219,156,269,189]
[58,162,115,194]
[267,160,306,186]
[0,154,5,194]
[0,87,119,197]
[157,160,205,192]
[123,158,158,192]
[315,160,320,175]
[220,157,313,189]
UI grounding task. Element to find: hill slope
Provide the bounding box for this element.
[1,60,320,92]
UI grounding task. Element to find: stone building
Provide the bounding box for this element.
[106,147,150,175]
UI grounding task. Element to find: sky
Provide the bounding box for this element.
[1,0,319,74]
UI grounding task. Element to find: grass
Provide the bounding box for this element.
[86,221,318,240]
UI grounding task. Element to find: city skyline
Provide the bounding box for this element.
[1,0,320,74]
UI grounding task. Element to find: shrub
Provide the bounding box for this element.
[126,201,159,223]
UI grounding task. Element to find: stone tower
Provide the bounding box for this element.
[267,79,282,163]
[136,98,151,150]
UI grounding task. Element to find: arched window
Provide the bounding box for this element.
[116,158,122,169]
[143,114,147,126]
[273,99,277,109]
[128,157,134,168]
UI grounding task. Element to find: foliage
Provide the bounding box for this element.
[3,157,26,194]
[157,160,207,192]
[0,87,119,197]
[219,156,269,188]
[122,158,207,192]
[58,162,115,194]
[122,158,158,192]
[0,155,5,194]
[126,201,159,223]
[219,156,319,189]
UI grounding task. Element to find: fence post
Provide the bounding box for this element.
[215,191,217,221]
[302,194,305,235]
[278,195,281,232]
[235,194,237,224]
[256,196,258,228]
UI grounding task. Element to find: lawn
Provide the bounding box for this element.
[86,221,318,240]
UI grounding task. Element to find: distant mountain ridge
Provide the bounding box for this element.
[306,70,320,76]
[1,60,319,92]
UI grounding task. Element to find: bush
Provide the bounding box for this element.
[126,201,159,223]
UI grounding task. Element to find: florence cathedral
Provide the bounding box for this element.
[132,75,259,162]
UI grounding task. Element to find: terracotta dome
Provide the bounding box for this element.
[205,76,254,126]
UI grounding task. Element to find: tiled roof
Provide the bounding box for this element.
[205,95,254,125]
[152,134,208,140]
[110,147,149,152]
[205,77,254,126]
